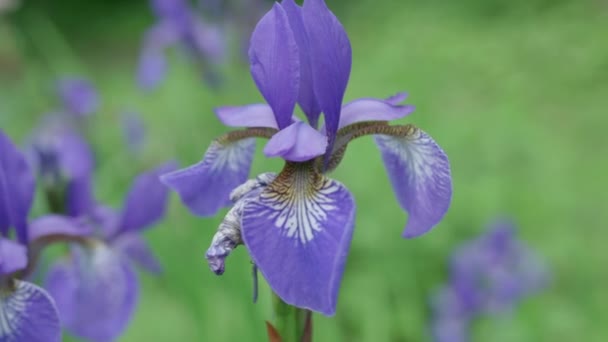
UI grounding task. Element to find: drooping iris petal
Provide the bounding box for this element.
[57,78,99,117]
[118,161,177,234]
[0,238,27,275]
[0,130,35,244]
[241,163,356,315]
[374,127,452,238]
[263,121,327,162]
[45,244,139,342]
[282,0,321,127]
[215,104,278,129]
[161,138,256,216]
[248,3,300,129]
[338,97,415,129]
[112,233,162,274]
[302,0,352,147]
[0,280,61,342]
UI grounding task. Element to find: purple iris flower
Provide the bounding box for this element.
[137,0,226,91]
[44,161,176,342]
[1,130,88,342]
[162,0,452,315]
[29,115,96,216]
[57,78,99,118]
[430,220,549,342]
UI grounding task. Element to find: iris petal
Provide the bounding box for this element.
[338,97,415,129]
[214,104,278,129]
[375,127,452,238]
[282,0,321,127]
[241,163,355,315]
[113,233,163,274]
[0,280,61,342]
[118,161,177,234]
[0,130,35,244]
[44,244,139,342]
[137,22,178,91]
[0,238,27,275]
[302,0,352,150]
[161,138,256,216]
[263,121,327,162]
[248,3,300,129]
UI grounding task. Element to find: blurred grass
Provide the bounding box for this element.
[1,0,608,341]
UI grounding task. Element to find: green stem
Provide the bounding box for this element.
[271,292,311,342]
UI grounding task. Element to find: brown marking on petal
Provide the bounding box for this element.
[217,127,278,145]
[266,162,327,206]
[325,123,418,173]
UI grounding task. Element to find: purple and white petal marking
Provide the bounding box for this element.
[375,127,452,238]
[161,138,256,217]
[241,163,356,315]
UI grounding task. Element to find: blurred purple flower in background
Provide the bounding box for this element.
[121,111,147,154]
[57,78,99,118]
[137,0,226,91]
[430,219,549,342]
[44,162,176,342]
[162,0,452,315]
[1,130,88,342]
[28,115,95,216]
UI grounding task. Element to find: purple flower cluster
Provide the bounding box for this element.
[162,0,453,315]
[44,161,175,341]
[430,220,549,342]
[1,130,88,341]
[2,79,173,340]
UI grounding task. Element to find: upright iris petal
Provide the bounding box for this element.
[248,3,300,129]
[241,163,356,315]
[161,138,256,216]
[282,0,321,127]
[302,0,352,150]
[375,126,452,238]
[0,130,35,244]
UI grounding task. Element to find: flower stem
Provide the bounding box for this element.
[271,292,312,342]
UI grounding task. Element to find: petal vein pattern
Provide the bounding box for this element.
[375,127,452,238]
[161,138,255,216]
[0,281,61,342]
[241,163,356,315]
[256,173,339,245]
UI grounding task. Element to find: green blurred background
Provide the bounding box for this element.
[1,0,607,340]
